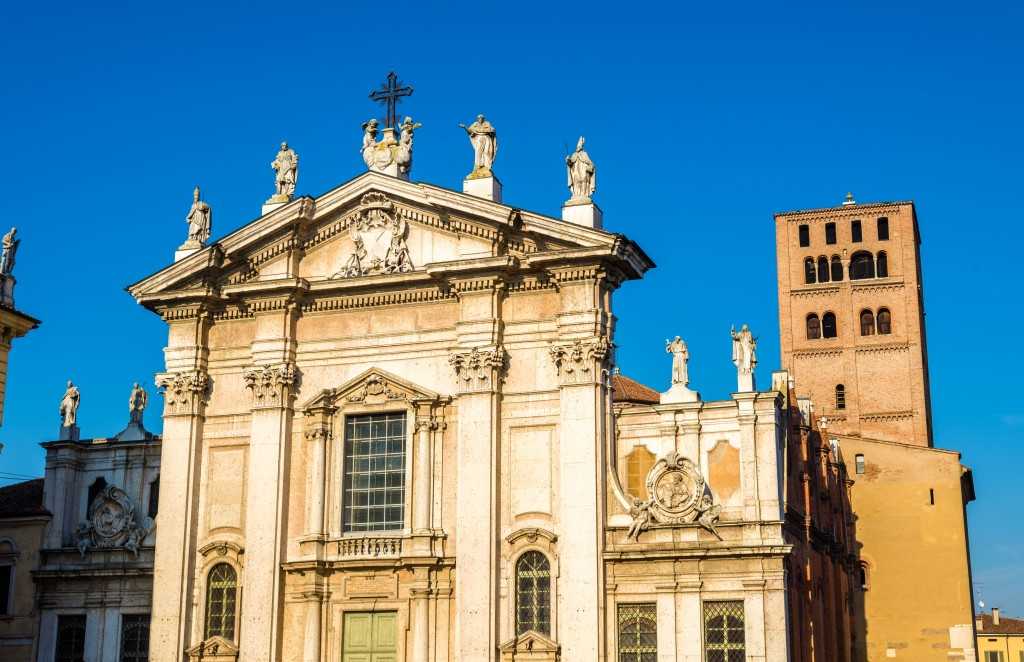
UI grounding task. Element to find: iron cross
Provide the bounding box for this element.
[369,72,414,129]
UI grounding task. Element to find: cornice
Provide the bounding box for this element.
[860,410,914,422]
[791,347,843,359]
[791,286,841,298]
[854,341,910,354]
[775,201,911,220]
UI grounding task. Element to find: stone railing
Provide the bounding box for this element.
[337,536,403,559]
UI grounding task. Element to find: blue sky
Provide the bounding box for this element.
[1,1,1021,613]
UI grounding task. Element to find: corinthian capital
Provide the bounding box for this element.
[244,362,299,408]
[155,370,209,416]
[549,337,611,385]
[448,346,507,394]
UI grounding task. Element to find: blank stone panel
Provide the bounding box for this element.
[510,426,554,517]
[207,446,247,531]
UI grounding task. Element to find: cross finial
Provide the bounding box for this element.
[843,192,856,206]
[369,72,414,130]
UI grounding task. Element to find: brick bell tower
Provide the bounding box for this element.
[774,194,933,447]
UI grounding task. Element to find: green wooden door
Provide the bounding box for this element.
[342,612,397,662]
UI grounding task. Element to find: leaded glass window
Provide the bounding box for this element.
[342,413,407,532]
[56,614,86,662]
[204,563,237,641]
[704,601,745,662]
[617,602,657,662]
[120,614,150,662]
[515,551,551,635]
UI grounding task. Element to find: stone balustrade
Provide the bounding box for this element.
[337,536,403,558]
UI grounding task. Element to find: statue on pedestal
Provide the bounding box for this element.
[270,141,298,200]
[361,119,380,168]
[459,114,497,177]
[1,227,18,276]
[396,116,422,175]
[566,136,596,203]
[731,324,758,392]
[184,187,212,246]
[665,336,689,386]
[59,380,80,428]
[129,383,147,424]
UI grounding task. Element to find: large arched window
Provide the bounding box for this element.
[860,309,875,336]
[849,251,875,280]
[830,256,843,282]
[876,251,888,277]
[817,256,829,283]
[205,563,238,641]
[515,551,551,635]
[822,312,837,338]
[804,257,816,284]
[806,314,821,340]
[835,384,846,410]
[877,308,892,335]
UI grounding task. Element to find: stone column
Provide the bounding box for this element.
[301,592,324,662]
[303,404,334,538]
[150,309,211,662]
[413,415,435,533]
[677,582,702,662]
[410,578,431,662]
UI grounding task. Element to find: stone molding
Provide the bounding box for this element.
[186,636,238,662]
[860,409,914,422]
[505,527,558,547]
[548,337,611,385]
[156,370,209,416]
[854,341,910,354]
[791,348,843,359]
[243,362,299,409]
[449,346,507,393]
[198,540,245,565]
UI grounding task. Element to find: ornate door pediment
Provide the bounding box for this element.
[185,636,238,662]
[500,631,560,661]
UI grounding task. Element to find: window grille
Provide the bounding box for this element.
[343,413,407,532]
[703,601,745,662]
[56,614,86,662]
[835,384,846,410]
[205,563,237,640]
[515,551,551,635]
[120,614,150,662]
[617,602,657,662]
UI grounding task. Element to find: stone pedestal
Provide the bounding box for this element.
[660,383,700,404]
[262,194,290,216]
[562,200,603,229]
[114,421,153,442]
[0,275,15,307]
[463,174,502,202]
[174,240,203,263]
[59,424,80,441]
[737,371,755,393]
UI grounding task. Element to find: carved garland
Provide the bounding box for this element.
[548,337,611,385]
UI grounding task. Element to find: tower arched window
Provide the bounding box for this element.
[515,551,551,635]
[851,219,863,242]
[830,255,843,282]
[860,309,875,336]
[822,312,837,338]
[876,251,888,277]
[804,257,816,284]
[835,384,846,410]
[877,217,889,240]
[817,256,829,283]
[806,314,821,340]
[205,563,238,641]
[877,308,892,335]
[849,251,875,280]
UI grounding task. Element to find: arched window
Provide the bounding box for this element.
[849,251,875,280]
[822,312,837,338]
[860,309,875,336]
[877,217,889,240]
[817,256,829,283]
[804,257,816,284]
[806,314,821,340]
[859,561,871,590]
[830,255,843,282]
[515,551,551,635]
[876,251,888,277]
[835,384,846,410]
[851,220,863,242]
[86,477,107,518]
[877,308,892,334]
[205,563,238,641]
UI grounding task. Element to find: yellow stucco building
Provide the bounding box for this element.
[976,609,1024,662]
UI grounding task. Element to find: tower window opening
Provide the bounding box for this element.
[877,217,889,240]
[877,308,892,335]
[876,251,888,277]
[849,251,875,280]
[860,309,876,336]
[830,255,843,282]
[799,224,810,247]
[806,314,821,340]
[825,222,837,245]
[804,257,816,284]
[817,256,830,283]
[822,312,837,338]
[851,220,863,242]
[835,384,846,410]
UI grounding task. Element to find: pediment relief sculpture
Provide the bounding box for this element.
[332,192,414,279]
[499,630,560,662]
[626,451,722,542]
[186,636,239,662]
[301,368,444,413]
[76,484,155,558]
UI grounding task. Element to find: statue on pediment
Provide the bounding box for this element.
[396,116,422,175]
[361,119,380,168]
[185,186,212,246]
[129,383,147,424]
[566,136,596,203]
[665,336,689,386]
[460,114,497,178]
[59,380,80,427]
[0,227,18,276]
[731,323,757,392]
[270,141,298,200]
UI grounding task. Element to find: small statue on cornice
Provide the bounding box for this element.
[396,116,422,175]
[184,186,212,247]
[269,141,299,202]
[566,136,596,204]
[0,227,19,276]
[459,114,497,178]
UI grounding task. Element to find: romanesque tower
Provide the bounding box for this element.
[774,196,933,446]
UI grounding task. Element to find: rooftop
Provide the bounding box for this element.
[978,611,1024,635]
[0,478,48,519]
[611,374,660,405]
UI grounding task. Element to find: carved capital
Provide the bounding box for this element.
[156,370,209,417]
[244,362,299,408]
[449,346,507,393]
[549,337,611,385]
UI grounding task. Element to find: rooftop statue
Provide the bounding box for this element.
[270,141,298,200]
[0,227,18,276]
[185,186,212,245]
[459,114,497,177]
[566,136,596,203]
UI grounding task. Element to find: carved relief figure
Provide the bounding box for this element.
[626,451,722,542]
[271,141,298,198]
[129,382,147,424]
[75,483,154,558]
[185,186,212,245]
[566,136,596,203]
[731,324,757,374]
[396,116,422,175]
[333,193,414,278]
[459,114,497,176]
[59,380,80,427]
[361,119,380,168]
[0,227,18,275]
[665,336,689,386]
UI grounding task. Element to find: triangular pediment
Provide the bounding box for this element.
[128,171,652,311]
[185,636,238,661]
[499,630,560,653]
[301,367,443,411]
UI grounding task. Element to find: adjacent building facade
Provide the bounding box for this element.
[976,609,1024,662]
